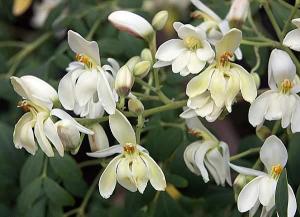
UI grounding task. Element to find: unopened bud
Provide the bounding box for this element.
[133,61,151,78]
[251,72,261,88]
[233,174,252,201]
[226,0,249,29]
[88,123,109,152]
[152,10,169,31]
[126,56,141,71]
[128,98,144,115]
[115,65,134,97]
[256,125,271,141]
[56,120,81,152]
[141,48,153,62]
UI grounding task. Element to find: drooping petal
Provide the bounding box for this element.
[68,30,100,65]
[44,117,64,157]
[264,92,282,121]
[258,176,276,207]
[132,157,149,193]
[87,145,123,158]
[187,94,210,109]
[141,153,166,191]
[291,95,300,133]
[195,101,214,117]
[88,123,109,152]
[185,116,217,140]
[58,71,76,110]
[155,39,186,62]
[209,69,226,107]
[204,157,221,185]
[109,109,136,145]
[229,163,266,177]
[237,176,262,212]
[220,142,232,186]
[108,10,154,41]
[281,94,296,128]
[184,142,201,175]
[187,52,206,74]
[283,29,300,52]
[260,135,288,172]
[288,185,297,217]
[116,158,137,192]
[205,147,226,186]
[99,155,122,198]
[249,200,260,217]
[194,141,214,182]
[34,112,54,157]
[51,108,94,135]
[225,69,240,112]
[179,108,198,119]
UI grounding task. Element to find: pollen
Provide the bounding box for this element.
[124,143,136,155]
[184,36,202,51]
[219,51,233,67]
[271,164,283,177]
[188,128,202,138]
[17,101,30,112]
[280,79,293,94]
[75,54,93,68]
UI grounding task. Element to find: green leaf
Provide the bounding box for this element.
[20,150,44,188]
[43,177,75,206]
[275,169,288,217]
[288,133,300,185]
[47,202,64,217]
[49,154,87,197]
[117,0,143,8]
[26,198,47,217]
[166,173,188,188]
[154,192,187,217]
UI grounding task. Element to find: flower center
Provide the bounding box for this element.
[271,164,283,179]
[75,54,94,68]
[183,36,202,51]
[280,79,293,94]
[17,101,31,112]
[123,143,137,155]
[219,51,233,67]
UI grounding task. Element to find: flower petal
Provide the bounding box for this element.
[260,135,288,172]
[99,155,122,198]
[220,142,232,186]
[180,108,197,119]
[58,71,76,110]
[291,95,300,133]
[237,176,262,212]
[283,29,300,52]
[229,163,266,176]
[205,147,226,186]
[68,30,100,65]
[87,145,123,158]
[184,141,201,175]
[141,153,166,191]
[88,123,109,152]
[288,184,297,217]
[196,40,215,61]
[132,156,149,193]
[172,50,191,73]
[44,117,64,157]
[258,176,276,206]
[155,39,186,62]
[225,69,240,112]
[109,109,136,145]
[209,69,226,107]
[281,94,296,128]
[187,52,206,74]
[190,0,222,22]
[195,141,214,182]
[116,158,137,192]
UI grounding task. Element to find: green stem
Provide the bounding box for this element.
[41,157,48,178]
[251,47,261,73]
[86,17,103,40]
[262,2,283,41]
[136,115,144,144]
[131,92,160,101]
[230,147,261,161]
[0,41,27,48]
[272,120,281,135]
[241,39,275,47]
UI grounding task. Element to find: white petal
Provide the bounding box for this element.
[44,118,64,157]
[108,10,154,40]
[87,145,123,158]
[116,158,137,192]
[268,49,296,89]
[281,95,296,128]
[196,40,215,61]
[204,158,221,185]
[177,24,205,40]
[264,92,283,121]
[153,60,171,68]
[184,141,201,175]
[190,0,222,22]
[88,123,109,152]
[34,112,54,157]
[97,68,116,115]
[206,148,226,186]
[141,153,166,191]
[172,51,191,73]
[288,184,297,217]
[179,108,198,119]
[249,200,260,217]
[220,142,232,186]
[229,163,266,176]
[51,108,94,135]
[195,141,214,182]
[292,18,300,28]
[283,29,300,52]
[75,69,98,106]
[109,109,136,145]
[209,69,226,107]
[68,30,100,65]
[237,176,262,212]
[173,22,184,31]
[215,28,242,59]
[260,135,288,172]
[155,39,186,62]
[99,155,122,198]
[258,176,276,206]
[291,95,300,133]
[195,100,214,117]
[186,66,214,97]
[132,156,148,193]
[187,52,206,74]
[187,94,210,109]
[58,71,75,110]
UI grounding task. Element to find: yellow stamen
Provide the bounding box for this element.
[123,143,136,155]
[183,36,202,51]
[280,79,293,94]
[271,164,283,178]
[75,54,93,68]
[219,51,233,67]
[17,101,31,112]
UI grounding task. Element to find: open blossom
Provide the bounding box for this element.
[58,30,118,118]
[87,110,166,198]
[191,0,242,59]
[181,29,257,122]
[249,49,300,133]
[283,18,300,51]
[184,116,231,186]
[11,76,93,157]
[230,135,297,217]
[154,22,215,76]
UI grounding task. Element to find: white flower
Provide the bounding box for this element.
[181,29,257,122]
[58,30,118,117]
[154,22,215,76]
[108,11,154,42]
[283,18,300,51]
[87,110,166,199]
[191,0,242,59]
[230,135,297,217]
[11,76,93,157]
[248,49,300,133]
[88,123,109,152]
[183,116,232,186]
[226,0,249,28]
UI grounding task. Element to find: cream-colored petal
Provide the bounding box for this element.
[187,52,206,74]
[196,40,215,61]
[190,0,222,22]
[264,92,282,121]
[58,71,76,110]
[116,158,137,192]
[225,69,240,112]
[87,145,123,158]
[195,100,214,117]
[206,148,226,186]
[88,123,109,152]
[187,93,210,109]
[44,117,64,157]
[132,156,149,193]
[194,141,214,182]
[209,69,226,107]
[155,39,186,62]
[183,141,201,175]
[220,142,232,186]
[281,94,296,128]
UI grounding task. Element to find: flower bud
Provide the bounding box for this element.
[133,61,151,78]
[126,56,141,71]
[233,174,252,201]
[141,48,153,63]
[56,120,81,152]
[152,10,169,31]
[88,123,109,152]
[256,125,271,141]
[251,72,261,89]
[128,98,144,115]
[226,0,249,29]
[115,65,134,97]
